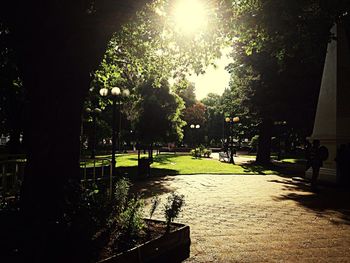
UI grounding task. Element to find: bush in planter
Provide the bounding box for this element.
[65,179,187,261]
[114,196,145,251]
[111,178,131,216]
[164,193,185,233]
[149,195,160,219]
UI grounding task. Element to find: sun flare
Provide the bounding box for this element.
[172,0,208,35]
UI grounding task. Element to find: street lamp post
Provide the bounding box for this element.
[190,124,200,147]
[99,87,130,176]
[225,116,240,164]
[86,107,102,159]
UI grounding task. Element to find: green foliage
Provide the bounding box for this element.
[226,0,336,126]
[87,0,234,147]
[79,184,110,230]
[132,78,186,144]
[149,195,161,219]
[190,145,212,158]
[173,79,197,107]
[118,196,145,246]
[164,192,185,233]
[113,178,131,216]
[201,93,224,145]
[190,148,201,158]
[92,0,229,92]
[222,0,350,160]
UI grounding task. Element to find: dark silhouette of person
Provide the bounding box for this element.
[310,140,322,189]
[305,140,312,171]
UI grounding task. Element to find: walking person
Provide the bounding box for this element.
[310,139,328,191]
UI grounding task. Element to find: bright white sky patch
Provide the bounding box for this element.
[172,0,208,35]
[189,47,233,100]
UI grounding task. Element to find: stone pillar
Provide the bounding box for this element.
[306,22,350,183]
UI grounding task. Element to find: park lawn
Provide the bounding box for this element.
[280,158,307,164]
[238,154,306,164]
[105,153,276,175]
[152,154,249,174]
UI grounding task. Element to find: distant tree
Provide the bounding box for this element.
[201,93,223,146]
[225,0,348,163]
[172,79,197,107]
[182,102,206,146]
[132,78,185,145]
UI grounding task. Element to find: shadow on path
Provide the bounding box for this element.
[239,160,305,177]
[119,166,179,178]
[270,178,350,225]
[130,176,177,199]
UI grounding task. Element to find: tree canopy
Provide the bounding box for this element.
[132,78,185,144]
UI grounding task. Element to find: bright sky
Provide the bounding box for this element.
[188,47,233,100]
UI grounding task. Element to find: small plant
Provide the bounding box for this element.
[118,196,145,248]
[164,193,185,233]
[114,178,131,213]
[149,195,160,219]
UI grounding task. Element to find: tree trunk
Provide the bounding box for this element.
[20,59,88,261]
[1,1,152,261]
[256,118,273,165]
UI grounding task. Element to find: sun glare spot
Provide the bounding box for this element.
[172,0,208,35]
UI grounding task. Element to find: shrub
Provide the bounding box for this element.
[190,148,201,158]
[113,178,131,216]
[164,193,185,233]
[117,196,145,248]
[149,195,160,219]
[190,146,212,158]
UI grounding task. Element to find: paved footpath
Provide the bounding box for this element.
[133,174,350,262]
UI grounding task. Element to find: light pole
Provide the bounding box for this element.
[99,87,130,176]
[225,116,240,164]
[86,107,102,159]
[190,124,200,147]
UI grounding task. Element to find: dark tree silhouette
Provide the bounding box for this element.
[1,1,151,261]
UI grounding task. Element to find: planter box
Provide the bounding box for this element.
[98,219,190,263]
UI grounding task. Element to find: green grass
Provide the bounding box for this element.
[280,158,306,164]
[238,154,306,165]
[91,153,277,176]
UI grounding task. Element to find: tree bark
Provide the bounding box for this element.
[256,118,273,165]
